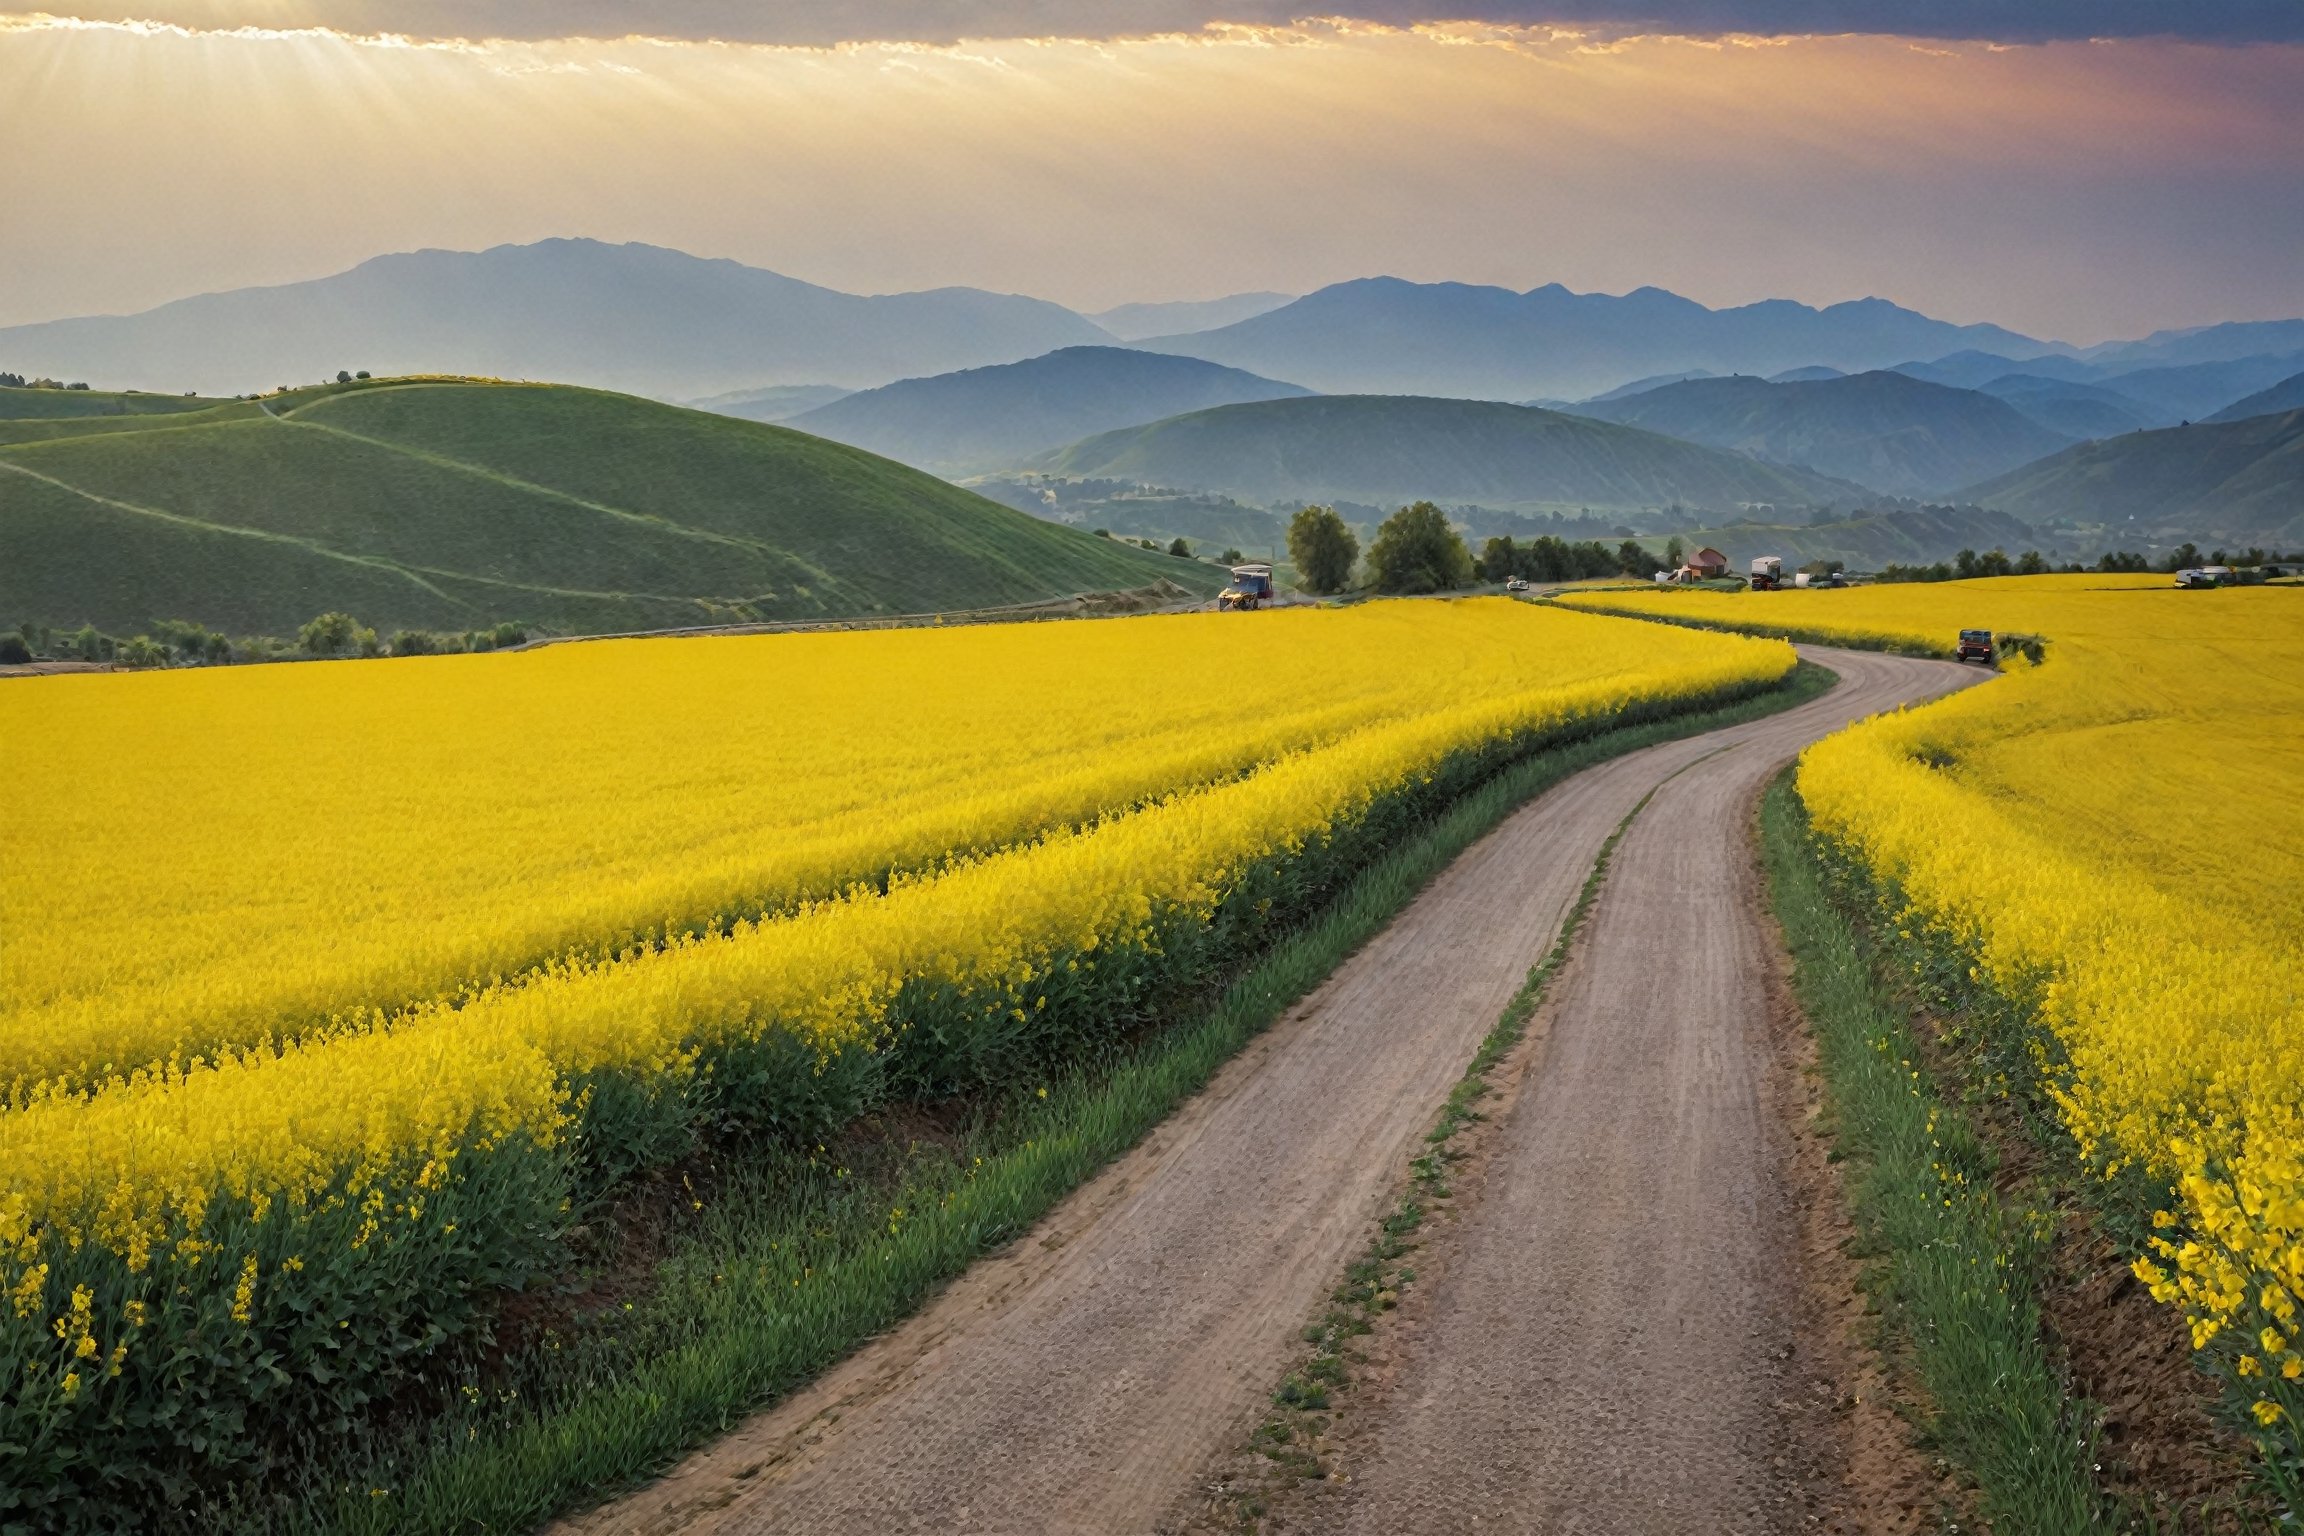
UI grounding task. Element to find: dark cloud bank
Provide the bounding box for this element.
[39,0,2304,45]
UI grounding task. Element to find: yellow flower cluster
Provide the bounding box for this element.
[4,601,1705,1096]
[2,599,1791,1278]
[1562,577,2304,1402]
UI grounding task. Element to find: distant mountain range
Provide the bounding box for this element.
[1135,278,2061,399]
[1088,293,1294,342]
[1888,347,2304,429]
[0,240,1112,399]
[1028,395,1866,511]
[2205,370,2304,424]
[10,236,2304,426]
[1959,409,2304,545]
[785,347,1314,476]
[1561,371,2072,498]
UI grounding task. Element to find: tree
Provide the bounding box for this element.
[1664,536,1685,570]
[1476,536,1516,583]
[299,611,375,657]
[1617,539,1661,578]
[336,370,352,385]
[1167,536,1192,558]
[1365,502,1472,595]
[1219,547,1244,565]
[2160,542,2202,573]
[2016,549,2048,575]
[1288,504,1360,595]
[0,634,29,665]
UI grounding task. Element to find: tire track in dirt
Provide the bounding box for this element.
[558,647,1978,1536]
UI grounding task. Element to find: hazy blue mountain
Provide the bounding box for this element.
[1960,409,2304,544]
[2096,353,2304,426]
[1132,277,2059,400]
[1564,371,2073,497]
[1088,292,1294,342]
[1977,375,2161,438]
[1028,394,1866,510]
[1891,349,2102,389]
[686,383,853,423]
[784,346,1315,475]
[1583,369,1716,402]
[2204,370,2304,424]
[2083,319,2304,371]
[0,239,1114,398]
[1768,365,1846,382]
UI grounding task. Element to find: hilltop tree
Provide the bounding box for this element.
[1366,502,1472,595]
[1167,536,1191,558]
[1288,504,1360,594]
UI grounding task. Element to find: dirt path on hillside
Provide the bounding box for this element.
[557,648,1980,1536]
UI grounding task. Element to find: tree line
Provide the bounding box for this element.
[1282,502,1667,597]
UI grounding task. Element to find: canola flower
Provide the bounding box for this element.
[0,599,1788,1326]
[2,600,1708,1096]
[1561,576,2304,1424]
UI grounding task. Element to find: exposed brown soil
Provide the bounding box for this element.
[554,648,1981,1536]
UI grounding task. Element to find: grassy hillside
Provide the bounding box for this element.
[788,347,1315,476]
[1566,370,2074,497]
[0,384,225,421]
[0,379,1214,638]
[1029,395,1864,510]
[1958,408,2304,544]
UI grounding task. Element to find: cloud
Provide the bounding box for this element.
[12,1,2303,46]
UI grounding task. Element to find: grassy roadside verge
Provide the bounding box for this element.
[288,664,1837,1536]
[1759,770,2111,1532]
[1209,784,1654,1529]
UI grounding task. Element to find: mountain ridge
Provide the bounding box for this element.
[1028,394,1871,510]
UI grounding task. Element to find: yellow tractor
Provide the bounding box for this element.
[1220,563,1275,611]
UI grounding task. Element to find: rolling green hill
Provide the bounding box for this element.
[1957,408,2304,545]
[1565,370,2074,497]
[0,379,1214,639]
[786,347,1315,476]
[1028,395,1865,511]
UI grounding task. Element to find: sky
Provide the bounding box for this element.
[2,4,2300,343]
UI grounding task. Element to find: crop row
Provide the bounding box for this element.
[3,601,1645,1097]
[0,600,1793,1521]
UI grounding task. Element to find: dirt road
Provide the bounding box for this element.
[562,647,1979,1536]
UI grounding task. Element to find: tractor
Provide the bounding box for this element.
[1220,563,1275,611]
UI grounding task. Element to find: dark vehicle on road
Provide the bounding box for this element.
[1956,628,1994,664]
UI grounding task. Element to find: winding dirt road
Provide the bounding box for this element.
[562,646,1979,1536]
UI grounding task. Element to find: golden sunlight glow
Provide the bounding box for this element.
[1,14,2299,337]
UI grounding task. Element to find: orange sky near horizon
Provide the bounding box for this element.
[2,14,2299,340]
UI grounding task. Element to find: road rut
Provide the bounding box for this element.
[561,647,1979,1536]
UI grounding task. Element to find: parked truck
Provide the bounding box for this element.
[1220,563,1275,611]
[1749,556,1784,591]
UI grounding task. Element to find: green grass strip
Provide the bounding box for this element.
[1759,770,2108,1533]
[301,664,1834,1536]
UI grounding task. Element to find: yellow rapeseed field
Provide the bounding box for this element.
[1561,576,2304,1426]
[2,600,1756,1096]
[0,598,1791,1451]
